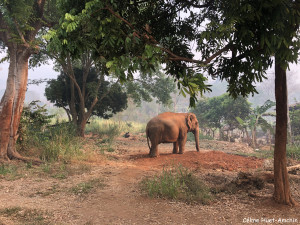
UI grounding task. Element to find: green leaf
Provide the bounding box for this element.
[106,61,114,68]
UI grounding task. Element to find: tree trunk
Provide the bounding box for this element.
[77,118,87,137]
[194,128,200,152]
[0,46,31,161]
[273,58,296,205]
[251,127,256,148]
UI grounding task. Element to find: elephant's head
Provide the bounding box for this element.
[186,113,200,152]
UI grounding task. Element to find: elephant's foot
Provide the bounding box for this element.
[172,149,178,154]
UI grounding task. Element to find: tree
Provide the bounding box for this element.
[237,100,275,148]
[221,94,251,140]
[0,0,57,162]
[45,0,300,204]
[196,0,300,205]
[192,94,251,140]
[45,66,128,136]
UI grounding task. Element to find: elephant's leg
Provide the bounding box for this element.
[173,141,179,154]
[178,135,187,154]
[149,142,159,157]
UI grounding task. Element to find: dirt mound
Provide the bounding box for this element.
[130,151,263,172]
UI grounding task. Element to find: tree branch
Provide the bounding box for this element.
[106,4,230,66]
[13,19,30,48]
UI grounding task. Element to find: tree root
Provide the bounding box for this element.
[8,151,42,165]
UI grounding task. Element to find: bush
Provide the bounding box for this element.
[17,101,84,162]
[141,165,212,204]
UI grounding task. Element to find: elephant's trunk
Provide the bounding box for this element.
[194,128,200,152]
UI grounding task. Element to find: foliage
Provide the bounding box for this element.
[17,101,82,161]
[290,104,300,137]
[287,145,300,161]
[197,0,300,97]
[18,101,54,151]
[45,67,128,119]
[44,0,213,107]
[191,94,251,133]
[236,100,275,147]
[37,123,83,162]
[141,165,212,204]
[187,132,213,142]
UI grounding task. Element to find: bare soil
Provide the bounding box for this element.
[0,135,299,225]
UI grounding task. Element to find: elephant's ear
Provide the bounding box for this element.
[186,114,192,130]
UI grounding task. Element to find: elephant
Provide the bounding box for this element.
[146,112,200,157]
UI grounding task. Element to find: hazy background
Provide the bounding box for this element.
[1,55,300,109]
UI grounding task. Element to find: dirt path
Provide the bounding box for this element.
[0,137,299,224]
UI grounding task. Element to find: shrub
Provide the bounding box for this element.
[141,165,212,204]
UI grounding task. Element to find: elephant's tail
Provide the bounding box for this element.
[146,130,151,150]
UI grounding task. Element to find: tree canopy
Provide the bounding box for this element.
[191,94,251,138]
[45,67,128,120]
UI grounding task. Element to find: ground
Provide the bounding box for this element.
[0,135,299,225]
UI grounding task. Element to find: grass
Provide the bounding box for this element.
[86,118,146,137]
[39,124,83,162]
[86,118,146,154]
[71,178,106,195]
[141,165,212,204]
[237,149,274,159]
[0,206,50,225]
[0,164,23,180]
[40,162,92,179]
[18,123,83,162]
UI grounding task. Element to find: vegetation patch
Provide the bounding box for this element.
[71,178,106,195]
[39,162,92,179]
[0,164,23,180]
[18,102,84,162]
[287,144,300,161]
[141,165,212,204]
[0,207,50,225]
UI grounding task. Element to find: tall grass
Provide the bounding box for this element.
[19,123,83,162]
[86,118,146,137]
[141,165,212,204]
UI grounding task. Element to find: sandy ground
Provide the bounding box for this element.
[0,135,299,225]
